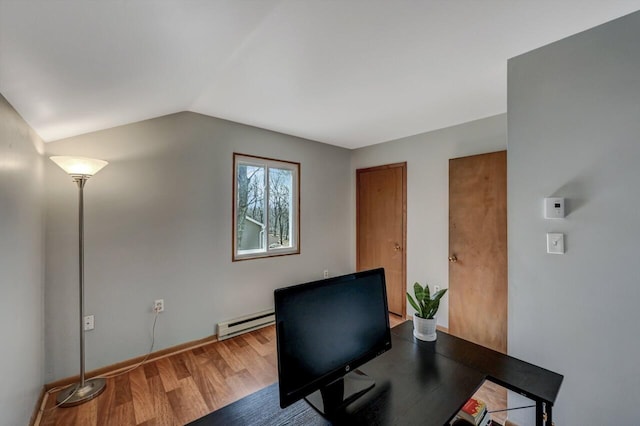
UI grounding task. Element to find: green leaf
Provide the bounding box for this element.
[426,300,440,319]
[423,283,431,302]
[432,288,448,303]
[425,288,447,319]
[406,293,421,314]
[413,282,424,303]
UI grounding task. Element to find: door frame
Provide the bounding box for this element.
[356,162,407,319]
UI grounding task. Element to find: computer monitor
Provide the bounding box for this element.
[274,268,392,417]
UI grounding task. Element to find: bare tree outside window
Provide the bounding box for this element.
[269,168,292,248]
[236,164,264,251]
[233,154,299,261]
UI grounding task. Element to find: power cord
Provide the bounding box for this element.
[96,310,160,379]
[488,404,536,414]
[39,310,160,414]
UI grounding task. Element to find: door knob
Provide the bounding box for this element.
[448,254,458,263]
[394,243,402,252]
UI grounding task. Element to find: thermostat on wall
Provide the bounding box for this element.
[544,197,565,219]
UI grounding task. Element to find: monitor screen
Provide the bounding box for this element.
[274,268,392,415]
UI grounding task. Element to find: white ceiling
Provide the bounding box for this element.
[1,1,639,149]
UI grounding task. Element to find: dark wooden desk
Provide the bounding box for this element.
[190,322,563,426]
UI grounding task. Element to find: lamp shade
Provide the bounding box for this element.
[50,156,108,176]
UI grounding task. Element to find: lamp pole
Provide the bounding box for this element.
[51,157,108,407]
[76,175,87,390]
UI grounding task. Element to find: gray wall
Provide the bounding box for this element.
[350,115,507,327]
[508,11,640,425]
[0,94,45,424]
[44,111,352,381]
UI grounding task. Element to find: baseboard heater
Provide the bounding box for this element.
[217,308,275,340]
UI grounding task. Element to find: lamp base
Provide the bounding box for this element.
[56,378,107,407]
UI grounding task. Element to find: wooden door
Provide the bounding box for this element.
[449,151,507,353]
[356,163,406,316]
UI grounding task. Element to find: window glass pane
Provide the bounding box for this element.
[268,167,293,249]
[236,163,266,253]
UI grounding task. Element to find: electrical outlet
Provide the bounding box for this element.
[323,270,329,278]
[154,299,164,313]
[83,315,95,331]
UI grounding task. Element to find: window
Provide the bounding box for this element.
[233,153,300,261]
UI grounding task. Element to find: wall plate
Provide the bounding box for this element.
[547,233,565,254]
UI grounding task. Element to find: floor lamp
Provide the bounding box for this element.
[50,156,108,407]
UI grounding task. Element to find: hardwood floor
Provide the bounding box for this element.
[38,326,278,426]
[388,312,406,328]
[472,380,508,425]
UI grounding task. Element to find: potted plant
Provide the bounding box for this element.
[407,282,447,341]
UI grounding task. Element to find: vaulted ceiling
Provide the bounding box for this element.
[1,1,639,148]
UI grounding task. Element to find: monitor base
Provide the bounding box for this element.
[305,369,375,417]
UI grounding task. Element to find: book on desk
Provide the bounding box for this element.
[450,397,492,426]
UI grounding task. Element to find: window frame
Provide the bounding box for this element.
[232,153,300,261]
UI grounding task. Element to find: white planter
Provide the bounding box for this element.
[413,314,437,341]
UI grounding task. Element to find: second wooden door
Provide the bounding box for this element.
[449,151,507,353]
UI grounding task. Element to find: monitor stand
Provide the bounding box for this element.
[304,369,375,417]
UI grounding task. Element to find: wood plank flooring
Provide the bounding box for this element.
[388,313,405,328]
[472,380,508,425]
[38,315,506,426]
[38,326,278,426]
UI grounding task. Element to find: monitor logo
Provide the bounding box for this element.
[345,365,350,372]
